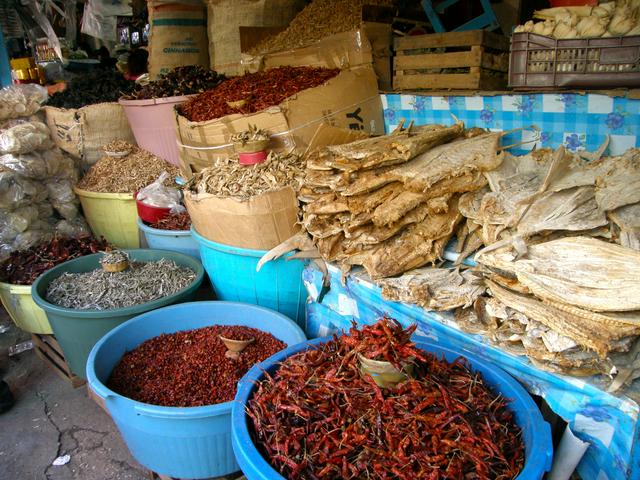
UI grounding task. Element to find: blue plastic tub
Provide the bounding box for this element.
[137,218,200,260]
[87,301,306,479]
[191,227,307,328]
[232,337,554,480]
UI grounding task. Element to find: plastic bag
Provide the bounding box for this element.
[0,120,53,154]
[46,178,76,204]
[0,170,48,209]
[0,206,40,242]
[0,85,48,121]
[0,148,64,179]
[11,228,51,253]
[55,217,90,237]
[137,172,185,213]
[37,202,54,220]
[51,201,79,220]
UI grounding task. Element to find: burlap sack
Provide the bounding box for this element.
[206,0,305,75]
[148,0,209,79]
[44,103,136,167]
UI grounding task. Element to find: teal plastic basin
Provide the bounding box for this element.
[232,337,554,480]
[191,227,307,329]
[137,218,200,260]
[87,301,306,479]
[32,249,204,379]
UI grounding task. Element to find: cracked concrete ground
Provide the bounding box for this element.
[0,309,149,480]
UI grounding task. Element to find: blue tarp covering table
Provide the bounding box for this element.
[380,92,640,156]
[302,264,640,480]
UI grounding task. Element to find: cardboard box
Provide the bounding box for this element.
[240,23,393,90]
[175,65,383,176]
[184,186,299,250]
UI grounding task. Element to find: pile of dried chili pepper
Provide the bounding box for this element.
[179,66,340,122]
[247,318,525,480]
[0,236,109,285]
[147,211,191,231]
[108,325,285,407]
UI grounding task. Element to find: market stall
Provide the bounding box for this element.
[1,0,640,479]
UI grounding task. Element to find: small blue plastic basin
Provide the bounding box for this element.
[137,218,200,260]
[87,301,306,479]
[232,337,554,480]
[191,227,307,329]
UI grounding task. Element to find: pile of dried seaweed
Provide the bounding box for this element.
[298,122,503,278]
[184,152,304,201]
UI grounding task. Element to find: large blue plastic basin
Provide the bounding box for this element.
[191,227,307,329]
[232,337,554,480]
[137,218,200,260]
[86,301,306,479]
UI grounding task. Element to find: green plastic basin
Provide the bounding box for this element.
[31,249,205,379]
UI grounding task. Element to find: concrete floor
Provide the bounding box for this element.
[0,308,150,480]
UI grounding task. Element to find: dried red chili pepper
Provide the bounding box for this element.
[107,325,285,407]
[247,318,525,480]
[147,211,191,231]
[0,236,110,285]
[179,66,340,122]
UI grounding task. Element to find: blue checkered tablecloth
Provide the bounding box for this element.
[381,93,640,156]
[303,263,640,480]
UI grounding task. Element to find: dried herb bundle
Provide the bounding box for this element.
[46,258,196,310]
[76,143,180,193]
[185,152,304,200]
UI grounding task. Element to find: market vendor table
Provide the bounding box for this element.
[380,91,640,156]
[302,262,640,480]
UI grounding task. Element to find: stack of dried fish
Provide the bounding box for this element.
[299,122,504,278]
[184,152,304,201]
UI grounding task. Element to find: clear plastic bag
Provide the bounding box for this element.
[0,205,40,242]
[0,148,64,179]
[0,170,48,209]
[11,228,51,252]
[136,172,185,213]
[46,178,76,204]
[0,120,53,154]
[0,85,48,121]
[55,217,90,237]
[54,154,79,182]
[51,200,79,220]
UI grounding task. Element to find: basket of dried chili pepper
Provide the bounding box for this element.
[232,318,554,480]
[86,301,306,479]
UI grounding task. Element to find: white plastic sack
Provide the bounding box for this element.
[0,120,53,154]
[81,0,118,41]
[0,85,48,121]
[137,172,185,213]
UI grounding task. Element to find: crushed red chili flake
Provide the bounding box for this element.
[248,319,525,480]
[107,325,286,407]
[147,211,191,231]
[0,236,110,285]
[179,66,340,122]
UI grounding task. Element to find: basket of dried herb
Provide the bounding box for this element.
[31,249,204,379]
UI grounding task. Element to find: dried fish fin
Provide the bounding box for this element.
[256,231,312,272]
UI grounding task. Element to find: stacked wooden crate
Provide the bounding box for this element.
[393,30,509,91]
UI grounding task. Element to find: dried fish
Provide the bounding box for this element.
[185,152,304,201]
[46,258,196,310]
[378,267,485,311]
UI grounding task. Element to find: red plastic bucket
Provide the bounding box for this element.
[135,193,172,223]
[238,151,267,165]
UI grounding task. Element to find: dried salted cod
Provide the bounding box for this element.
[344,197,462,278]
[342,132,501,196]
[479,237,640,312]
[343,203,432,245]
[516,186,608,235]
[378,267,485,311]
[610,203,640,250]
[595,148,640,211]
[487,281,632,356]
[325,123,464,172]
[303,194,349,214]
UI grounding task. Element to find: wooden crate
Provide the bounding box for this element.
[393,30,509,91]
[31,334,85,388]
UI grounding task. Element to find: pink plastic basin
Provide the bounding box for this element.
[119,95,191,166]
